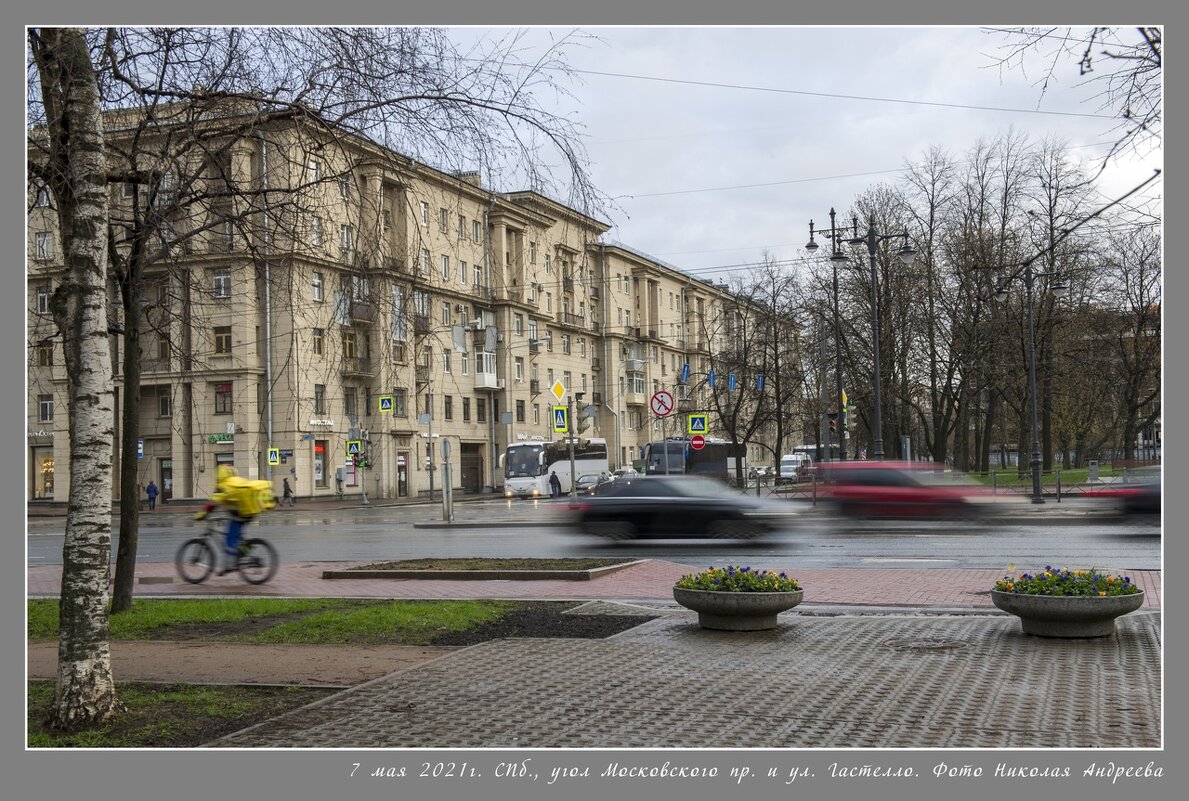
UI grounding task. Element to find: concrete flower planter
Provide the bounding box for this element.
[991,590,1145,638]
[673,587,804,631]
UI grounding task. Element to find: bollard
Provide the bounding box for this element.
[1056,471,1061,503]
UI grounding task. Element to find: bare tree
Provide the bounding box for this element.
[28,27,121,731]
[988,26,1162,164]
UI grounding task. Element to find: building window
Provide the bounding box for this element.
[35,283,51,315]
[36,342,53,367]
[473,264,482,287]
[459,259,467,284]
[441,254,450,280]
[532,404,540,425]
[441,302,451,326]
[443,349,452,373]
[544,254,551,273]
[472,220,481,243]
[529,241,537,263]
[579,338,587,357]
[314,384,326,415]
[458,214,466,239]
[312,328,324,356]
[340,224,354,257]
[545,292,552,312]
[338,173,352,199]
[38,394,53,422]
[308,159,321,182]
[528,320,538,341]
[393,388,408,417]
[214,326,232,355]
[514,356,524,382]
[34,232,54,261]
[462,397,471,422]
[344,387,357,418]
[477,399,486,423]
[214,382,233,414]
[311,271,324,302]
[444,395,454,421]
[562,334,571,354]
[461,350,469,375]
[439,208,448,232]
[420,248,430,274]
[514,315,523,336]
[212,269,231,298]
[158,386,172,417]
[419,201,429,225]
[516,399,526,423]
[343,330,357,359]
[35,183,51,207]
[311,215,323,246]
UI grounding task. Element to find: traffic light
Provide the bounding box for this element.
[828,413,837,435]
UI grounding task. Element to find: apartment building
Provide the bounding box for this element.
[27,107,765,502]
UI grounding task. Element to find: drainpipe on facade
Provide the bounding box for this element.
[260,133,275,482]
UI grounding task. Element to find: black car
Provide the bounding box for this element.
[567,475,799,540]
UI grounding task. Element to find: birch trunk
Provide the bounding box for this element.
[31,26,122,730]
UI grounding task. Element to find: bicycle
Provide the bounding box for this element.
[175,510,279,585]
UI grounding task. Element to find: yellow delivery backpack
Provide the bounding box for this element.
[211,467,277,518]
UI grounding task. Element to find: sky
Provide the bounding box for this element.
[466,26,1163,284]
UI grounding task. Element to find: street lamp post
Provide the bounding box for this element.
[808,211,915,461]
[994,261,1068,504]
[806,208,848,462]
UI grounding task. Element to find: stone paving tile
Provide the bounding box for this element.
[209,612,1160,750]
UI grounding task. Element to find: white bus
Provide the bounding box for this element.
[502,437,610,499]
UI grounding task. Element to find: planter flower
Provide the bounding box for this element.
[673,566,803,631]
[991,566,1144,638]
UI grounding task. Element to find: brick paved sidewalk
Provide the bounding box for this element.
[25,560,1162,609]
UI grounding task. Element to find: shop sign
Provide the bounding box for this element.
[208,433,235,444]
[309,418,335,426]
[27,430,54,438]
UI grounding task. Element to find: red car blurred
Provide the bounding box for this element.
[815,461,992,519]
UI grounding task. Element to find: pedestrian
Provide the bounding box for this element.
[145,480,159,511]
[549,471,561,499]
[281,477,295,507]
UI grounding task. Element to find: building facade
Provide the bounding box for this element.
[27,108,774,502]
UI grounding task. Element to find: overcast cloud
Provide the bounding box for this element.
[467,26,1162,283]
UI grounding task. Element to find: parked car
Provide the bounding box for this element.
[816,461,992,519]
[567,474,799,540]
[575,472,615,495]
[612,468,640,480]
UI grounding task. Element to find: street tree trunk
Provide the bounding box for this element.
[31,26,122,730]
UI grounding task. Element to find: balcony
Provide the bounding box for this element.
[529,379,540,395]
[562,277,574,293]
[475,371,504,391]
[588,279,599,297]
[413,315,431,334]
[591,357,602,372]
[625,389,647,406]
[696,340,708,353]
[473,284,494,301]
[626,358,644,372]
[592,392,602,405]
[676,338,688,351]
[341,357,375,377]
[563,312,585,327]
[384,256,408,274]
[415,364,430,385]
[349,301,377,324]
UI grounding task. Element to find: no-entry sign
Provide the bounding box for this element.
[690,434,706,450]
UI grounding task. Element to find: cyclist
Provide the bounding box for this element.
[194,466,276,574]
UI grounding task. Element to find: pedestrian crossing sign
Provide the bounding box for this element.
[378,394,394,413]
[268,448,280,466]
[552,405,569,433]
[347,440,362,455]
[687,413,708,435]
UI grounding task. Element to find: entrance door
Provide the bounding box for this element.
[460,444,483,493]
[397,451,409,497]
[160,458,173,502]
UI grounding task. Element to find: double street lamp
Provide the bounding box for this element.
[993,261,1068,504]
[808,211,915,460]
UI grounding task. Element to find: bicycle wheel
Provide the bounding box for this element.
[237,538,278,585]
[176,538,216,584]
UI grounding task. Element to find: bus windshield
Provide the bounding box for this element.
[505,445,544,478]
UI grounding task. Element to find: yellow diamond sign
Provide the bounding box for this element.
[551,381,566,402]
